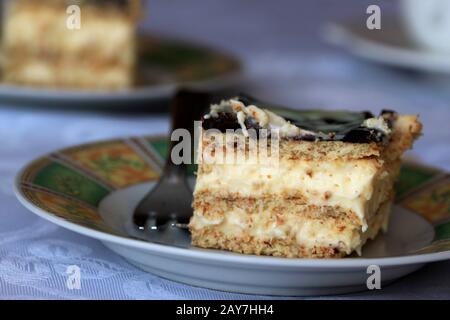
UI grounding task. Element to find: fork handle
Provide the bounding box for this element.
[164,89,211,177]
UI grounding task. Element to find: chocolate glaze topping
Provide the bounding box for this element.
[201,95,397,144]
[203,112,262,131]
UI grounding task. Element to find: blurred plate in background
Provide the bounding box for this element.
[0,34,241,109]
[324,18,450,74]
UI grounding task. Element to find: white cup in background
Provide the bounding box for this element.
[401,0,450,53]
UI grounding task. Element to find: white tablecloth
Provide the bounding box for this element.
[1,0,449,299]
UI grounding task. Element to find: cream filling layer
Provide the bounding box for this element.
[191,209,361,255]
[195,159,395,231]
[190,199,393,255]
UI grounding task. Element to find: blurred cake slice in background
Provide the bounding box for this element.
[1,0,141,90]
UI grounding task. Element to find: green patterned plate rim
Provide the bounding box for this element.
[14,133,450,258]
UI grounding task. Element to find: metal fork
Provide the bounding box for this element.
[132,90,211,231]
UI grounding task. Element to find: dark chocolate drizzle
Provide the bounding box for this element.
[202,96,397,144]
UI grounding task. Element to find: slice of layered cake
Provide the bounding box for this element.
[190,97,422,258]
[2,0,141,89]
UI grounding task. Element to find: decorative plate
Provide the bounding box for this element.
[14,132,450,296]
[0,34,241,108]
